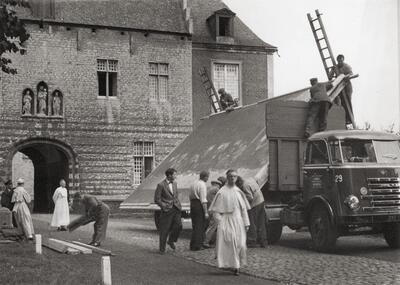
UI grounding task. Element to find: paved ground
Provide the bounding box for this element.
[33,215,400,285]
[33,215,279,285]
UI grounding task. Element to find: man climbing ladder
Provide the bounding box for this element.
[307,10,356,129]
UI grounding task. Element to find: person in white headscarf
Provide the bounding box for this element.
[12,178,34,240]
[209,169,250,276]
[51,179,70,231]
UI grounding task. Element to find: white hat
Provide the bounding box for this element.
[17,178,24,184]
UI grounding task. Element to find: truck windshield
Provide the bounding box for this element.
[373,140,400,164]
[340,139,400,164]
[340,139,376,163]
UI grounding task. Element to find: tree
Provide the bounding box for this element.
[0,0,30,75]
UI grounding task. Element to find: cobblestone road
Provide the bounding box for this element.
[34,215,400,285]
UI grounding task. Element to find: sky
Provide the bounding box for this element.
[224,0,399,132]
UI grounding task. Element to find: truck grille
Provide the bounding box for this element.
[362,177,400,212]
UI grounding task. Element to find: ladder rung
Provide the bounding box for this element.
[317,37,325,41]
[311,18,319,22]
[323,56,331,60]
[320,47,328,50]
[314,28,322,32]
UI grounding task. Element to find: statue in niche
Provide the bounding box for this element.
[37,85,47,115]
[22,90,32,115]
[52,91,61,116]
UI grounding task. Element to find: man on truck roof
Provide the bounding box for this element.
[304,77,333,138]
[329,54,354,129]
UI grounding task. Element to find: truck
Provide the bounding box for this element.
[120,79,400,252]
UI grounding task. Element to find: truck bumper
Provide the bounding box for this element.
[341,214,400,225]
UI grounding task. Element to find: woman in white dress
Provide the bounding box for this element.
[12,178,35,240]
[51,179,70,231]
[209,169,250,276]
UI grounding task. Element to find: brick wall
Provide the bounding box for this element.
[0,23,192,198]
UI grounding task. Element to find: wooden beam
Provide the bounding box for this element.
[54,239,92,254]
[72,241,113,255]
[45,238,80,255]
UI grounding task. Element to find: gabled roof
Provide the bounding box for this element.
[189,0,276,49]
[20,0,188,34]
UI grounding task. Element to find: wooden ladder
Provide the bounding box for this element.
[307,10,356,128]
[198,67,221,113]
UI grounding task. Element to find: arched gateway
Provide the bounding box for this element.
[6,138,78,213]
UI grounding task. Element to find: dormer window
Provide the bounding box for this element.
[218,16,231,36]
[207,8,236,44]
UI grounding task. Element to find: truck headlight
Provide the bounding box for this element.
[344,195,360,210]
[360,187,368,195]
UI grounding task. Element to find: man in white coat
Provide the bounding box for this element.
[209,169,250,276]
[51,179,70,231]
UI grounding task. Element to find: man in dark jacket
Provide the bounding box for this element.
[154,167,182,254]
[68,193,110,247]
[218,88,235,110]
[304,78,333,138]
[1,180,14,211]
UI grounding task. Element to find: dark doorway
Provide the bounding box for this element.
[14,143,69,213]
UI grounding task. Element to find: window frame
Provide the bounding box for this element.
[211,60,242,106]
[149,62,169,103]
[97,59,118,98]
[133,141,155,185]
[305,140,330,166]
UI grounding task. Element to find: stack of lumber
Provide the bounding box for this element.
[42,238,113,255]
[43,238,92,255]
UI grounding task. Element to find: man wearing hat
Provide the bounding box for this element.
[304,77,333,138]
[218,88,235,111]
[1,180,14,211]
[203,176,226,248]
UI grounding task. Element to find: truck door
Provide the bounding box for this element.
[303,140,333,203]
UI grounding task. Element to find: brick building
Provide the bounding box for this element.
[0,0,275,212]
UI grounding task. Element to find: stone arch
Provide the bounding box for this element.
[21,88,34,116]
[36,81,49,116]
[50,89,63,116]
[6,137,79,212]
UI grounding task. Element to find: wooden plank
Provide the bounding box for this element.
[47,238,80,255]
[72,241,113,255]
[42,239,67,253]
[55,239,92,254]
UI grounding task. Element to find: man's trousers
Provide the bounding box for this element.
[158,207,182,252]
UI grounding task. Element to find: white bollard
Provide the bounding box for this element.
[101,256,112,285]
[35,234,42,254]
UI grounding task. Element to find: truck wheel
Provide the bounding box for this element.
[154,210,161,231]
[309,205,337,252]
[383,223,400,248]
[266,220,283,244]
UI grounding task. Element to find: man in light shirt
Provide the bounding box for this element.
[189,170,209,251]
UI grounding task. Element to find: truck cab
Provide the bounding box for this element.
[294,130,400,251]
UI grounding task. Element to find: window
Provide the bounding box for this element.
[329,141,342,164]
[97,59,118,97]
[341,139,377,163]
[305,140,329,165]
[218,16,232,36]
[213,62,240,103]
[149,63,168,102]
[133,141,154,185]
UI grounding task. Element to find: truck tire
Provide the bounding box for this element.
[309,205,337,252]
[383,223,400,248]
[154,210,161,231]
[266,220,283,244]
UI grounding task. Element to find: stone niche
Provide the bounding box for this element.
[21,82,64,118]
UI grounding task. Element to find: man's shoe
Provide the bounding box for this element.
[92,242,101,247]
[159,250,165,255]
[234,269,240,276]
[202,243,211,249]
[167,241,176,250]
